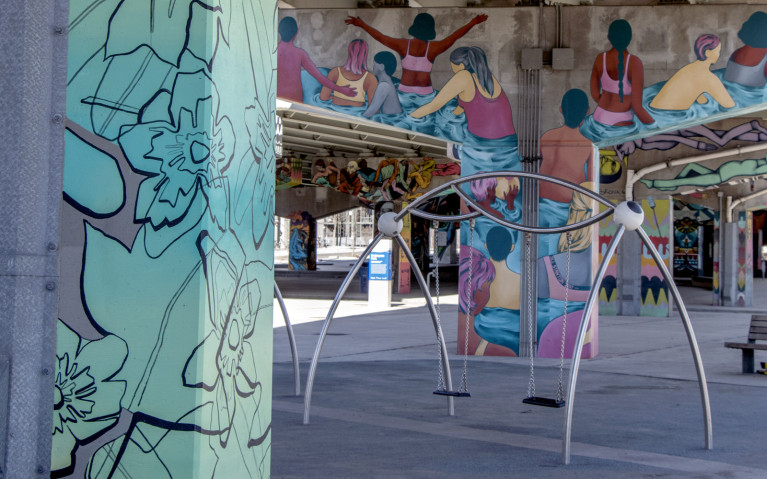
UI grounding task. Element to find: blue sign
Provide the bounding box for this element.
[368,251,392,281]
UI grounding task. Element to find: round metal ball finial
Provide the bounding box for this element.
[613,201,645,231]
[377,212,403,237]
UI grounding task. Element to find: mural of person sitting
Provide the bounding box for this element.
[345,13,487,95]
[372,158,408,200]
[362,51,403,118]
[538,89,594,255]
[312,159,340,187]
[410,46,515,141]
[724,11,767,88]
[650,34,735,110]
[277,16,356,103]
[473,226,521,353]
[590,19,654,126]
[320,38,378,107]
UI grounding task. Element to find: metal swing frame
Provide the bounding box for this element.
[301,171,712,466]
[274,283,301,396]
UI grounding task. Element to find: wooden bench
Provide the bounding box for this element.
[724,315,767,373]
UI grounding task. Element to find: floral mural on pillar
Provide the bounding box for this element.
[56,0,277,476]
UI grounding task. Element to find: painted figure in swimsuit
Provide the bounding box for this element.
[320,39,378,107]
[724,11,767,88]
[651,34,734,111]
[590,19,654,126]
[345,13,487,95]
[538,88,595,265]
[410,46,516,140]
[363,51,403,118]
[277,17,356,103]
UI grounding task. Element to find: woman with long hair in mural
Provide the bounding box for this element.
[590,19,654,126]
[724,11,767,88]
[411,45,520,211]
[320,39,378,107]
[277,16,357,103]
[410,46,515,140]
[650,34,735,110]
[345,13,487,97]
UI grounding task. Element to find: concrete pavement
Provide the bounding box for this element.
[271,269,767,478]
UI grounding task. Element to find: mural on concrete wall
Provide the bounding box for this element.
[276,157,303,190]
[288,211,316,271]
[309,157,460,203]
[597,203,620,316]
[57,0,275,477]
[674,213,700,278]
[736,212,752,306]
[584,12,767,146]
[639,199,672,316]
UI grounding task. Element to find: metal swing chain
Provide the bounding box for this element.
[525,232,536,399]
[433,221,446,392]
[460,219,475,393]
[557,233,572,403]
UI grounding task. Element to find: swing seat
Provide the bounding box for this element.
[433,389,471,397]
[522,396,565,408]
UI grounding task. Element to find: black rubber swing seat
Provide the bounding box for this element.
[433,390,471,397]
[522,396,565,408]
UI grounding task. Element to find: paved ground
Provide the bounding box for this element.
[271,264,767,478]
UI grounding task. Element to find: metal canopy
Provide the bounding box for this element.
[277,99,456,159]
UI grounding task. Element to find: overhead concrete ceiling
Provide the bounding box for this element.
[276,99,457,159]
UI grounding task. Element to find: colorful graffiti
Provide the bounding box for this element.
[288,211,316,271]
[57,0,275,476]
[597,202,620,316]
[276,157,303,190]
[736,212,752,306]
[640,199,671,316]
[308,157,459,203]
[674,215,700,278]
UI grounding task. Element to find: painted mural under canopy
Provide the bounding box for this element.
[56,0,276,477]
[277,9,767,351]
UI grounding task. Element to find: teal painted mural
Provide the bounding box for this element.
[56,0,276,477]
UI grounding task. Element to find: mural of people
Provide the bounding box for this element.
[538,89,594,257]
[590,19,654,126]
[472,226,521,353]
[312,159,340,187]
[362,51,403,118]
[410,46,515,141]
[724,11,767,88]
[278,16,356,102]
[650,34,735,110]
[373,158,408,200]
[320,39,378,107]
[345,13,487,96]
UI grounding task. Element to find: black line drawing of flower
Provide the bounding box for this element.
[51,321,127,473]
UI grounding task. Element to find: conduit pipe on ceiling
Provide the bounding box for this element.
[726,188,767,222]
[624,143,767,201]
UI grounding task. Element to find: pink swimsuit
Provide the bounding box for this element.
[399,40,434,94]
[593,52,635,126]
[457,78,516,140]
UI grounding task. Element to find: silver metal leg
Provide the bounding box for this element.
[563,225,625,464]
[394,233,455,417]
[274,283,301,396]
[303,233,383,425]
[636,227,712,451]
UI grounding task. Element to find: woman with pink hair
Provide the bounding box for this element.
[650,33,734,111]
[320,39,378,107]
[459,247,495,316]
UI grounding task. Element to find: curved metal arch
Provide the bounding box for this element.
[274,283,301,396]
[303,233,456,424]
[396,171,616,235]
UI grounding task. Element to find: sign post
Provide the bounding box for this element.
[368,239,393,308]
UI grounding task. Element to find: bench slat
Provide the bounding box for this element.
[749,326,767,334]
[724,341,767,350]
[749,332,767,341]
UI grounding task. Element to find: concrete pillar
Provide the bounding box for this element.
[289,212,317,270]
[721,212,753,307]
[51,1,277,476]
[617,229,643,316]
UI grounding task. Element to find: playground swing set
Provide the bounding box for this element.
[299,171,713,465]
